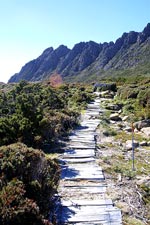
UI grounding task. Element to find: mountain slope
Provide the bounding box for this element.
[8,23,150,83]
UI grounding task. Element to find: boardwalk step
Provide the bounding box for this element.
[63,157,96,163]
[58,205,121,224]
[68,145,95,149]
[58,201,121,224]
[62,154,95,159]
[61,199,113,206]
[61,164,104,180]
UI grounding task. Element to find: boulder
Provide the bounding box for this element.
[105,104,121,111]
[100,90,109,96]
[99,91,115,99]
[141,127,150,136]
[134,119,150,130]
[139,141,147,146]
[122,115,129,121]
[125,140,139,150]
[124,126,132,132]
[110,113,122,121]
[117,202,130,214]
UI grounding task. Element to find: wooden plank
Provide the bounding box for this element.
[64,149,95,155]
[62,176,104,181]
[61,199,113,207]
[68,140,95,145]
[58,205,122,224]
[62,155,95,159]
[61,164,104,180]
[67,222,121,225]
[68,142,95,146]
[69,136,94,141]
[66,163,103,170]
[73,131,95,136]
[67,141,95,146]
[68,145,95,149]
[63,153,95,159]
[63,157,95,163]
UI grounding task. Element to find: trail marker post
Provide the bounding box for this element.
[131,122,135,171]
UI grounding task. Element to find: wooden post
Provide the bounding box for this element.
[131,123,135,171]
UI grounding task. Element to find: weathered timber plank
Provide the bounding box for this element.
[62,155,95,159]
[69,136,94,141]
[68,145,95,149]
[61,199,113,207]
[61,164,104,180]
[67,222,121,225]
[58,205,122,224]
[62,154,95,159]
[63,157,95,163]
[64,149,95,157]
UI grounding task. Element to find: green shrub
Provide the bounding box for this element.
[0,143,59,225]
[116,83,150,120]
[0,81,93,148]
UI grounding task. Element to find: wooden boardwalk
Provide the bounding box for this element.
[55,94,122,224]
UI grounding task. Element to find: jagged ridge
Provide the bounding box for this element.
[8,23,150,83]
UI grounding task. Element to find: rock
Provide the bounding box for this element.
[136,176,150,186]
[110,113,122,121]
[134,128,139,133]
[141,127,150,136]
[105,104,121,111]
[127,91,138,99]
[125,140,139,150]
[118,142,123,147]
[116,202,130,214]
[118,173,122,182]
[124,126,132,132]
[105,94,115,99]
[139,141,147,146]
[94,83,117,92]
[122,116,129,121]
[134,119,150,130]
[99,90,116,99]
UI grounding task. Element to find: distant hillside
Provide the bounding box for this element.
[8,23,150,83]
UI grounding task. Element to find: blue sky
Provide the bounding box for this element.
[0,0,150,83]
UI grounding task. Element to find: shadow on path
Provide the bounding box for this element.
[61,164,79,179]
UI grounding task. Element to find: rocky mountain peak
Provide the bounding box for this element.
[137,23,150,43]
[54,45,70,57]
[8,23,150,83]
[42,47,54,56]
[143,23,150,36]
